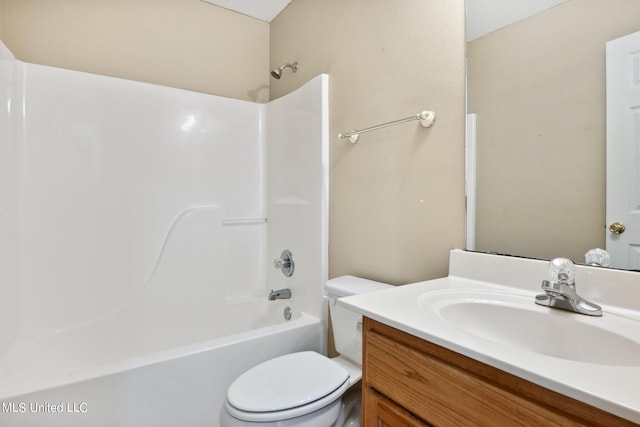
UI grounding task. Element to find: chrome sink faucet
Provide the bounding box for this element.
[535,257,602,316]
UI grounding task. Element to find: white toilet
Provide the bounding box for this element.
[220,276,391,427]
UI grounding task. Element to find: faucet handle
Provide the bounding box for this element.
[547,257,575,285]
[585,248,611,267]
[274,258,291,268]
[273,249,295,277]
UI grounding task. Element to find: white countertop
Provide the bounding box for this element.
[338,250,640,424]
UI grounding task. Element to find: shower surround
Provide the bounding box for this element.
[0,44,328,426]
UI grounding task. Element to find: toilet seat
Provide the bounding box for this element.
[225,351,350,422]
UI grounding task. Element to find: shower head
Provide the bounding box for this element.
[270,62,298,79]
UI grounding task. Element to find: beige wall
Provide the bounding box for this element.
[1,0,269,101]
[468,0,640,263]
[0,0,5,41]
[271,0,466,284]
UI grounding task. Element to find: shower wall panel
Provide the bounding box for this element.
[10,62,265,337]
[265,74,328,323]
[0,58,20,350]
[0,48,329,351]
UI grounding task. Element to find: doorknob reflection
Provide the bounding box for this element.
[609,222,626,234]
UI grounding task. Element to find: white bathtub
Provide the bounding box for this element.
[0,303,323,427]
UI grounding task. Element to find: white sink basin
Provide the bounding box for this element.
[418,289,640,367]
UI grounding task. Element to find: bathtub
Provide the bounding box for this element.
[0,205,325,426]
[0,302,323,427]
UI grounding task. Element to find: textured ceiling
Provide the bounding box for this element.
[200,0,293,23]
[201,0,569,40]
[466,0,569,41]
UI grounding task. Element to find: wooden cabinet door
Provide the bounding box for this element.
[363,387,430,427]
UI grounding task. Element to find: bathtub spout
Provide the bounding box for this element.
[268,289,291,300]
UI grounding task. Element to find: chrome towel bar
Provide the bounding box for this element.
[338,110,436,144]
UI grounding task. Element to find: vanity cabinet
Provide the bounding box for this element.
[362,317,637,427]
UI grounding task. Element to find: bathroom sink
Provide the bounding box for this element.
[417,289,640,367]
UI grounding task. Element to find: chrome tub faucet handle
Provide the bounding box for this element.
[273,249,294,277]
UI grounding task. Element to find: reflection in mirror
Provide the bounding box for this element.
[466,0,640,269]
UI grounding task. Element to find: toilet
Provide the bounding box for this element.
[220,276,392,427]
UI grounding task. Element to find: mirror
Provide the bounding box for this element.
[466,0,640,269]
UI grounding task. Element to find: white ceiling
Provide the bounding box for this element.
[466,0,569,41]
[200,0,569,39]
[200,0,293,23]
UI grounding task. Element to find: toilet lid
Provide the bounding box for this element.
[226,351,350,414]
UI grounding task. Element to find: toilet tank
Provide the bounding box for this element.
[325,276,392,365]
